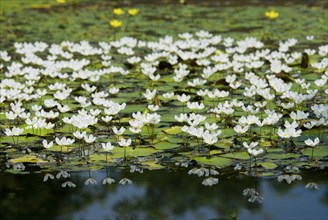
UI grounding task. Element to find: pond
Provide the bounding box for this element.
[0,0,328,219]
[0,167,327,219]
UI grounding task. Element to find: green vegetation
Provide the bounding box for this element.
[0,0,327,177]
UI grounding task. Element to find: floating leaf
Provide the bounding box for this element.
[154,141,177,150]
[259,162,278,170]
[193,156,233,168]
[221,151,250,160]
[163,126,182,135]
[9,155,47,164]
[141,161,164,170]
[266,149,300,160]
[302,146,328,158]
[110,147,159,158]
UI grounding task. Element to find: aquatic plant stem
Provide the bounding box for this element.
[124,146,127,162]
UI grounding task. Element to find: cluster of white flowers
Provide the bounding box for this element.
[1,31,327,172]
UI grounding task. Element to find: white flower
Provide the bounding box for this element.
[243,142,258,149]
[187,101,205,110]
[277,128,291,138]
[177,93,191,103]
[306,35,314,41]
[145,113,161,124]
[4,127,24,136]
[234,125,250,134]
[248,148,264,156]
[148,104,159,111]
[197,89,209,97]
[5,111,17,120]
[162,92,174,99]
[174,113,188,122]
[118,138,132,147]
[112,126,125,135]
[84,134,97,144]
[226,74,236,83]
[149,74,161,81]
[89,108,101,116]
[304,137,320,147]
[187,78,206,87]
[55,137,75,146]
[205,122,218,131]
[42,139,54,149]
[290,110,309,120]
[202,131,218,145]
[109,87,120,94]
[57,104,70,113]
[101,116,113,122]
[129,127,141,134]
[142,89,156,100]
[73,131,86,139]
[101,142,115,151]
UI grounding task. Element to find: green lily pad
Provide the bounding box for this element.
[154,141,178,150]
[9,155,47,164]
[266,148,300,160]
[141,161,165,170]
[163,126,182,135]
[259,162,278,170]
[221,151,250,160]
[193,156,233,168]
[110,146,159,158]
[302,146,328,158]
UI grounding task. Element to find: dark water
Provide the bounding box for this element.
[0,167,327,220]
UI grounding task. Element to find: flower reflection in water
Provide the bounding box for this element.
[243,188,263,204]
[85,177,97,186]
[305,182,319,190]
[85,171,97,185]
[103,177,115,185]
[56,170,70,179]
[119,178,133,185]
[277,174,302,184]
[43,173,54,182]
[202,177,219,186]
[62,181,76,188]
[102,166,116,185]
[31,167,327,219]
[130,165,143,173]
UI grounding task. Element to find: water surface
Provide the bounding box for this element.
[1,168,327,220]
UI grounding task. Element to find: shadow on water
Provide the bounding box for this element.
[0,167,327,220]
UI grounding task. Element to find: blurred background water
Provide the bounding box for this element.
[0,167,327,220]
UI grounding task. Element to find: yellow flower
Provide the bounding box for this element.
[265,10,279,19]
[56,0,66,3]
[113,8,124,16]
[109,20,122,28]
[128,8,139,16]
